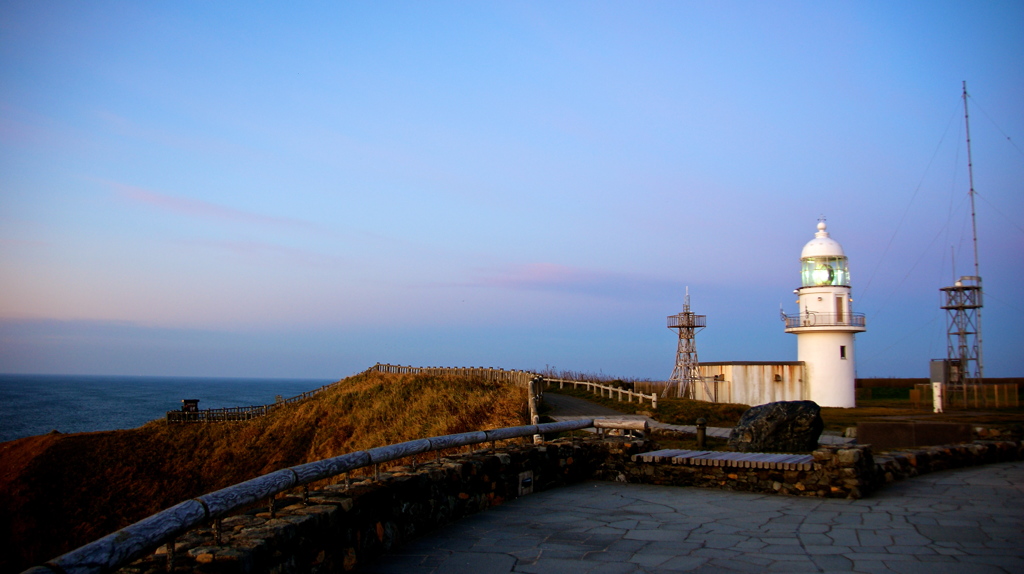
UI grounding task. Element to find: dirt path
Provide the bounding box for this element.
[542,392,646,419]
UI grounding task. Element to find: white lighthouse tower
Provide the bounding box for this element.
[782,220,866,408]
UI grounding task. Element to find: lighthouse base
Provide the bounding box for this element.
[798,332,857,408]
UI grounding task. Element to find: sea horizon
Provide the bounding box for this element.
[0,373,337,443]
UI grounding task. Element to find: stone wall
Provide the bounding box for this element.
[871,440,1022,486]
[594,444,877,499]
[117,439,630,574]
[597,440,1022,501]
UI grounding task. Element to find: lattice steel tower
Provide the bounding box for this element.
[941,276,982,389]
[941,81,985,391]
[666,289,708,399]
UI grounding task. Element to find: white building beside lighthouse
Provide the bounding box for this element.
[782,221,866,408]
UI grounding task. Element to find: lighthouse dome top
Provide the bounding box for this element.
[801,221,846,260]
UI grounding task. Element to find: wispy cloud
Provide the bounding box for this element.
[177,238,344,268]
[468,262,679,300]
[104,180,315,231]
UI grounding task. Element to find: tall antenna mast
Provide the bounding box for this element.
[939,82,985,404]
[963,81,981,279]
[962,81,984,380]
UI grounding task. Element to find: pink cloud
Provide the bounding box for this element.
[479,263,594,289]
[105,180,312,230]
[471,263,677,300]
[177,238,343,268]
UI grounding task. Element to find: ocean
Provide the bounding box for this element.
[0,374,337,443]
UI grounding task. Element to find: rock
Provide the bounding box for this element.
[727,401,824,453]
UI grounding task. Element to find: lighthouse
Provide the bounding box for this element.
[782,220,866,408]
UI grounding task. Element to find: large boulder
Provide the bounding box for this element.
[728,400,824,453]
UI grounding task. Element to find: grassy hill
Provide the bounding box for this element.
[0,370,527,573]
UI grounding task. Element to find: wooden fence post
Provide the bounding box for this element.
[529,377,542,444]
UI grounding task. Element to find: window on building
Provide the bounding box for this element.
[840,345,847,360]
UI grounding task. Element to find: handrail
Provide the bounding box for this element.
[547,378,658,409]
[781,312,865,329]
[369,363,539,385]
[26,417,647,574]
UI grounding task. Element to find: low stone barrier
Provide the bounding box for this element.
[615,440,1022,500]
[113,439,644,574]
[608,444,876,499]
[871,440,1022,486]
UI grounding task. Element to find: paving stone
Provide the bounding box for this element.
[606,539,649,553]
[885,545,937,555]
[964,555,1024,569]
[764,559,819,572]
[758,543,803,554]
[759,535,801,545]
[803,544,851,555]
[642,541,702,554]
[583,550,637,563]
[857,531,894,546]
[537,548,587,560]
[916,524,991,543]
[623,529,688,542]
[844,552,917,561]
[516,557,600,573]
[825,529,860,546]
[655,555,709,571]
[548,531,594,542]
[797,533,832,545]
[914,555,959,563]
[627,553,674,568]
[704,557,772,572]
[433,552,516,574]
[848,545,889,554]
[687,534,747,549]
[726,554,774,567]
[587,563,640,574]
[588,526,629,536]
[795,522,830,533]
[691,548,740,559]
[731,539,767,550]
[875,561,1008,574]
[683,566,747,574]
[848,559,899,573]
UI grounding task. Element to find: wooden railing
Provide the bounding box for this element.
[166,382,338,423]
[24,417,647,574]
[547,378,658,409]
[369,363,539,385]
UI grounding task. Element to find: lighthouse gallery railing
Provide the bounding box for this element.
[781,312,866,329]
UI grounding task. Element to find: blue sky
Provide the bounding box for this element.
[1,1,1022,379]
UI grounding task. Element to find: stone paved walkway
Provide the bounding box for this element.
[357,461,1024,573]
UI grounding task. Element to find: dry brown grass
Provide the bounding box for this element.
[0,371,527,574]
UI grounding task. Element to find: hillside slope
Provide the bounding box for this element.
[0,371,527,573]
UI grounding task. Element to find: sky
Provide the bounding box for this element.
[1,1,1022,380]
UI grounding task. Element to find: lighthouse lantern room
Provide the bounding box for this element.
[782,220,866,408]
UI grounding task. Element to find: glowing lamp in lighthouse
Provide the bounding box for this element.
[783,221,866,408]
